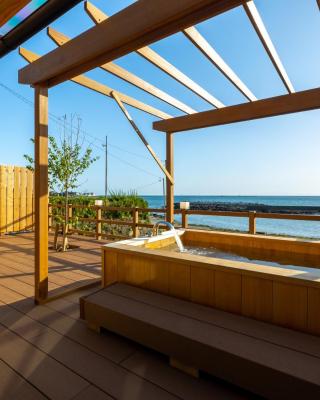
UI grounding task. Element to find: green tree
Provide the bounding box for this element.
[24,115,99,250]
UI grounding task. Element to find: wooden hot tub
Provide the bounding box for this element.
[102,229,320,336]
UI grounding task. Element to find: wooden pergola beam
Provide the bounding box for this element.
[18,0,246,86]
[166,133,174,224]
[0,0,29,27]
[47,27,195,115]
[111,92,174,185]
[183,26,257,101]
[244,1,294,93]
[153,88,320,132]
[34,84,49,303]
[19,47,171,120]
[85,2,224,108]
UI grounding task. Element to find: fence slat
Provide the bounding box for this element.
[13,166,21,232]
[26,168,33,230]
[6,166,14,232]
[0,166,34,233]
[0,166,6,234]
[20,168,27,231]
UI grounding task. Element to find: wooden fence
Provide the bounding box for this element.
[177,209,320,234]
[49,203,320,240]
[0,166,34,234]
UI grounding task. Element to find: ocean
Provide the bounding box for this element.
[142,196,320,239]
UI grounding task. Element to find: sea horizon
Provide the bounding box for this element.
[139,195,320,239]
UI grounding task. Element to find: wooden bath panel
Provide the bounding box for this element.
[102,244,320,336]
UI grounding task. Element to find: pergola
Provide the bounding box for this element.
[17,0,320,303]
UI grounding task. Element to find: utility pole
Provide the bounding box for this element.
[162,177,166,209]
[104,135,108,198]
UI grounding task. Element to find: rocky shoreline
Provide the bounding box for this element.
[174,202,320,214]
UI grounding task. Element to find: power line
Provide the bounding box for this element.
[0,81,163,187]
[0,81,152,160]
[89,140,161,179]
[133,179,162,191]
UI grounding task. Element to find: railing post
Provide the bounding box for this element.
[96,206,102,240]
[132,207,139,238]
[181,209,188,228]
[48,204,52,231]
[249,211,256,235]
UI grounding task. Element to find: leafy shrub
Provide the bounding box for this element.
[50,191,150,238]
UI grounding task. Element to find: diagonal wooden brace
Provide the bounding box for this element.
[111,91,174,185]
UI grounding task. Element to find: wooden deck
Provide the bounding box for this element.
[0,232,255,399]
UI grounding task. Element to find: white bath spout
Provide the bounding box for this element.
[152,221,185,252]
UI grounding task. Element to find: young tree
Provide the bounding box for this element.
[24,115,99,251]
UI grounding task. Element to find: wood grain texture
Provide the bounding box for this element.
[0,166,33,233]
[190,266,215,306]
[103,250,118,286]
[85,3,223,108]
[243,1,294,93]
[19,47,171,120]
[153,88,320,132]
[34,85,49,303]
[166,133,174,223]
[6,166,14,232]
[19,167,27,231]
[0,0,29,27]
[13,167,21,232]
[242,276,273,322]
[118,253,150,288]
[273,282,308,331]
[214,271,242,313]
[183,26,256,101]
[169,262,191,300]
[111,91,174,183]
[26,168,34,229]
[137,46,224,108]
[47,27,195,114]
[0,166,6,234]
[18,0,246,86]
[307,287,320,335]
[148,258,169,294]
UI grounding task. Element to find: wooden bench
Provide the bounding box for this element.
[80,283,320,399]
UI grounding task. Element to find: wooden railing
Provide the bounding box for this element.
[49,203,320,240]
[49,204,166,240]
[176,209,320,235]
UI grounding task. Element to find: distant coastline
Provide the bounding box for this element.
[143,196,320,239]
[173,201,320,214]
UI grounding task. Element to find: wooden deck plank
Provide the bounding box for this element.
[0,232,102,297]
[122,350,249,400]
[0,298,178,400]
[0,360,47,400]
[108,283,320,359]
[72,385,113,400]
[0,233,262,399]
[0,287,180,399]
[0,326,90,400]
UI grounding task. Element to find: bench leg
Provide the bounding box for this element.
[87,322,101,334]
[170,357,199,378]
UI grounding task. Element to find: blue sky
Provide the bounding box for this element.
[1,0,320,195]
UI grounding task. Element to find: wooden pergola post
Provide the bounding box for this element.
[34,84,49,303]
[166,132,174,224]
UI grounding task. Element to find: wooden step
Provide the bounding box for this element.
[81,283,320,399]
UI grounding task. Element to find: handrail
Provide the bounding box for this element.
[48,203,320,239]
[48,203,166,240]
